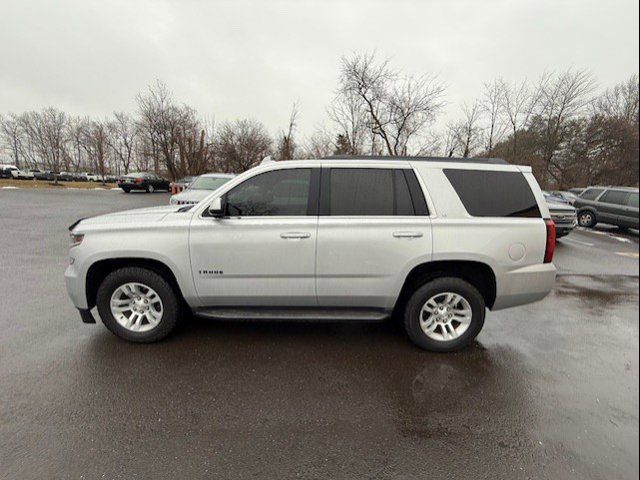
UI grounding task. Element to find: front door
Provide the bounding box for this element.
[189,167,319,306]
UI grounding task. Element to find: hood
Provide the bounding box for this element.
[170,189,213,204]
[74,205,183,228]
[546,200,576,213]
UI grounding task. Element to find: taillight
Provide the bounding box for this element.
[544,219,556,263]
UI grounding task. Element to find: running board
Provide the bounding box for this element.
[194,307,390,322]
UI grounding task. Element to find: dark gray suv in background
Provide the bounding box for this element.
[574,187,639,230]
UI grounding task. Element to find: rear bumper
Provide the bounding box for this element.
[493,263,557,311]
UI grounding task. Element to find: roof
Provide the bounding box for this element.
[585,186,639,192]
[323,155,508,165]
[201,172,235,178]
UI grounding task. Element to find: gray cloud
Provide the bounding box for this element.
[1,0,638,136]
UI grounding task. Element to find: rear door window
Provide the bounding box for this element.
[600,190,630,205]
[627,193,639,208]
[443,169,541,218]
[324,168,425,216]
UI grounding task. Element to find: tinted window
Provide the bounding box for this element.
[444,169,541,218]
[328,169,415,216]
[580,188,605,200]
[600,190,630,205]
[226,169,311,216]
[628,193,639,208]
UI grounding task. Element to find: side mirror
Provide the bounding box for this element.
[208,197,225,218]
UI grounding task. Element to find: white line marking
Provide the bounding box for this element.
[616,252,640,259]
[562,238,595,247]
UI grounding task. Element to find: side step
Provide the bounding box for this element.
[194,307,390,322]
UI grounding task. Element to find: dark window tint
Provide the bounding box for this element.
[600,190,630,205]
[444,169,541,218]
[328,169,415,216]
[627,193,639,208]
[580,188,604,200]
[226,169,311,216]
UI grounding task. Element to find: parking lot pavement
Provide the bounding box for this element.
[1,189,638,480]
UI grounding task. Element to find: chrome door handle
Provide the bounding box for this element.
[280,232,311,240]
[393,231,423,238]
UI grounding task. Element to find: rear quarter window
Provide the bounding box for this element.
[580,188,605,200]
[443,169,541,218]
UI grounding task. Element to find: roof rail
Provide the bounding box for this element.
[323,155,508,165]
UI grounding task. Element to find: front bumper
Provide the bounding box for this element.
[65,261,88,309]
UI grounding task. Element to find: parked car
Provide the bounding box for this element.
[66,156,557,352]
[86,173,105,182]
[549,190,579,205]
[169,173,235,205]
[57,172,75,182]
[31,169,54,181]
[10,168,34,180]
[574,186,639,230]
[117,172,171,193]
[0,165,19,179]
[170,176,196,194]
[544,193,577,238]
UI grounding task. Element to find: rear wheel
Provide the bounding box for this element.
[96,267,180,342]
[122,187,130,193]
[578,210,597,228]
[404,277,485,352]
[146,184,155,193]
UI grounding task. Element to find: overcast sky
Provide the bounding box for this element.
[1,0,638,137]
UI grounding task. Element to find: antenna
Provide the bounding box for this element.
[260,155,274,165]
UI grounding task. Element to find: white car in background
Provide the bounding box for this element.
[169,173,235,206]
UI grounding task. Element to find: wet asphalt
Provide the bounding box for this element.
[0,189,638,480]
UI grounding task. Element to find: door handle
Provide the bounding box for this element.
[280,232,311,240]
[393,231,423,238]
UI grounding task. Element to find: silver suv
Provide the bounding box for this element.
[65,157,557,352]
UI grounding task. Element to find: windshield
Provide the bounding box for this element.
[189,176,231,190]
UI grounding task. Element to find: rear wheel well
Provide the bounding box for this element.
[86,258,185,309]
[394,261,497,314]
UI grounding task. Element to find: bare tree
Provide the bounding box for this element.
[81,120,110,184]
[451,101,483,157]
[0,113,23,168]
[276,102,299,160]
[337,52,445,156]
[535,69,597,185]
[481,79,507,155]
[328,90,368,154]
[302,126,335,158]
[136,80,190,179]
[593,74,639,124]
[216,119,272,173]
[107,112,138,175]
[19,108,68,182]
[500,77,543,157]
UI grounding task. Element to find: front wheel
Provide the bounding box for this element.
[146,184,155,193]
[578,210,597,228]
[96,267,180,342]
[404,277,485,352]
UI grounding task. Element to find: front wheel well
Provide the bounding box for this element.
[394,260,497,314]
[85,258,184,309]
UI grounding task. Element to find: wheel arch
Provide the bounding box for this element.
[393,260,497,314]
[86,257,186,309]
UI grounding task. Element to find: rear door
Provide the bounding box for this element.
[621,192,639,228]
[598,189,631,225]
[315,166,432,310]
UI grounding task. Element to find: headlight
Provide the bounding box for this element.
[70,233,84,248]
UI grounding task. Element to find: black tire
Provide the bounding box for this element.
[122,187,130,193]
[96,267,180,342]
[403,277,485,352]
[578,209,597,228]
[146,184,155,193]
